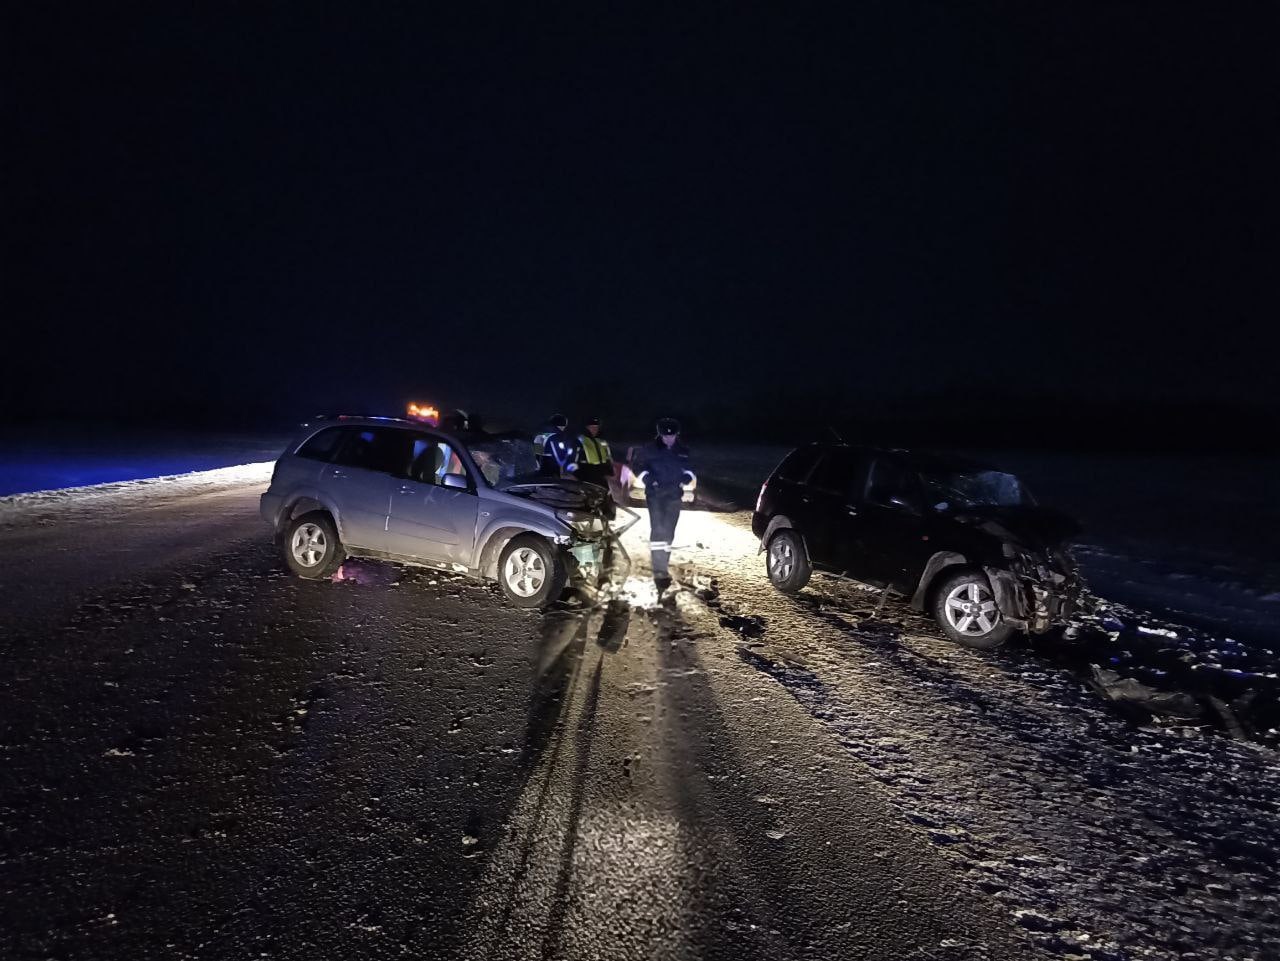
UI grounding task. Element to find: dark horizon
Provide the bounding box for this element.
[5,5,1277,449]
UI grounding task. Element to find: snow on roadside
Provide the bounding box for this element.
[0,462,275,525]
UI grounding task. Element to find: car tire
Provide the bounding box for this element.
[766,529,812,593]
[931,569,1014,649]
[498,534,568,609]
[283,511,345,579]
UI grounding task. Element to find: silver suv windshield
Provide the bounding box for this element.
[468,436,539,486]
[923,470,1035,508]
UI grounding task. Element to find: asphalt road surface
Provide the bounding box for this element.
[2,471,1275,961]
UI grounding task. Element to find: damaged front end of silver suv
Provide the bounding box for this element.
[500,479,641,592]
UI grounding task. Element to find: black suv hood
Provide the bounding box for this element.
[950,505,1080,550]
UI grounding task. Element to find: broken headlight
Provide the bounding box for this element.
[557,509,605,539]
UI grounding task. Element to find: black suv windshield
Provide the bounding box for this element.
[922,470,1034,508]
[468,436,538,486]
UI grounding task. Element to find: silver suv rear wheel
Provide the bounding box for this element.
[282,511,344,579]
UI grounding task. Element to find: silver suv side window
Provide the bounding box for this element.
[407,435,470,487]
[332,427,413,476]
[295,426,346,461]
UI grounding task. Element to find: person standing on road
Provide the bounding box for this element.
[540,414,580,478]
[576,416,614,490]
[635,417,695,596]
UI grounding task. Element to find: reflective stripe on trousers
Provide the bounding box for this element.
[648,496,681,577]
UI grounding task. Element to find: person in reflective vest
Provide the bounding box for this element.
[532,416,556,470]
[576,416,613,490]
[539,414,580,477]
[633,417,695,595]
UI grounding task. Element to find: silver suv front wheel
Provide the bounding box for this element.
[497,534,568,609]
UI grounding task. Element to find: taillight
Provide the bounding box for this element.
[755,482,767,513]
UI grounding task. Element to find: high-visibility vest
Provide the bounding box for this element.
[578,434,612,466]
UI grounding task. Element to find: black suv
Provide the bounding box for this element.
[752,444,1081,648]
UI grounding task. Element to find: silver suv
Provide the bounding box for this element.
[260,417,632,607]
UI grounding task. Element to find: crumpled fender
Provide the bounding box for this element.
[474,515,572,579]
[909,551,968,610]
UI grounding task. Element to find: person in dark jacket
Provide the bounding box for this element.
[634,417,696,595]
[539,414,580,477]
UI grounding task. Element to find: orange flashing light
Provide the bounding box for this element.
[407,402,440,424]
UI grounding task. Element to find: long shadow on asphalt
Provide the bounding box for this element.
[0,542,635,961]
[536,656,605,961]
[647,605,1029,961]
[456,607,617,961]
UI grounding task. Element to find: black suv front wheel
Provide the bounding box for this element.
[931,569,1013,649]
[766,529,812,593]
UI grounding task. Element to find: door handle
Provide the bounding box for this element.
[846,507,858,516]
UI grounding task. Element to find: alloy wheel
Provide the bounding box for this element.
[290,523,328,568]
[944,581,1000,636]
[503,547,546,597]
[769,537,795,580]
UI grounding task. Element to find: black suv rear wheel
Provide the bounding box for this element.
[931,569,1013,649]
[766,529,811,593]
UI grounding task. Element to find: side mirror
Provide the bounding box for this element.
[442,474,468,490]
[885,493,920,514]
[869,486,911,510]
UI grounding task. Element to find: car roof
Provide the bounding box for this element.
[300,416,529,446]
[308,414,420,428]
[799,442,997,474]
[299,414,461,443]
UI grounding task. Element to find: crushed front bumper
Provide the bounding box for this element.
[985,565,1080,634]
[566,503,641,591]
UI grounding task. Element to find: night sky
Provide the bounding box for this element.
[4,4,1277,443]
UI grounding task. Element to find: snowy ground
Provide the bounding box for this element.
[0,426,287,496]
[1,453,1277,960]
